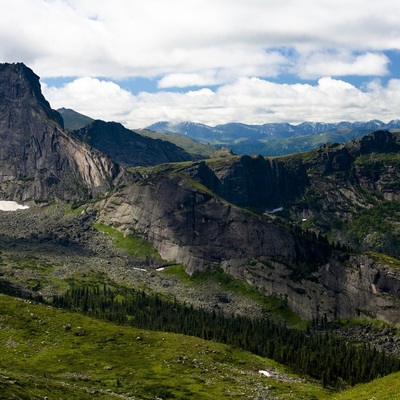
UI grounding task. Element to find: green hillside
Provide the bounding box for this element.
[136,128,225,159]
[329,372,400,400]
[1,292,399,399]
[0,293,329,400]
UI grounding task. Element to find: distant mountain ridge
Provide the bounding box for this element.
[148,119,400,138]
[58,106,400,157]
[58,107,94,130]
[147,119,400,156]
[57,108,225,161]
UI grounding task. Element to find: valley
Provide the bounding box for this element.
[1,62,400,399]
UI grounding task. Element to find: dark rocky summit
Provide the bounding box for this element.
[0,63,123,201]
[72,119,194,167]
[57,107,94,131]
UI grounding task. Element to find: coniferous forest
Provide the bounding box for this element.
[51,285,400,389]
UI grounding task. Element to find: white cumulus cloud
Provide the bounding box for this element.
[43,76,400,128]
[43,77,136,123]
[296,52,390,79]
[1,0,399,81]
[6,0,400,126]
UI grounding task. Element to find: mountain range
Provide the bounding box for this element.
[147,119,400,156]
[58,103,400,158]
[1,62,400,399]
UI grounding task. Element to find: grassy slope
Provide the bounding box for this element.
[0,294,329,400]
[135,129,219,159]
[1,205,399,398]
[1,293,399,399]
[94,223,162,261]
[329,373,400,400]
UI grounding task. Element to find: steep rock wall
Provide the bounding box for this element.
[224,254,400,324]
[97,174,400,325]
[0,63,123,201]
[188,156,309,211]
[96,174,322,274]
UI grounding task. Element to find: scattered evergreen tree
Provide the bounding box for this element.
[52,284,400,388]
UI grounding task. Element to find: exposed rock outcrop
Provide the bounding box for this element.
[191,155,309,211]
[225,253,400,325]
[97,166,400,325]
[180,131,400,214]
[0,63,123,201]
[358,130,400,155]
[97,172,327,273]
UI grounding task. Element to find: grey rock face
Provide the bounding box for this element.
[228,253,400,324]
[97,173,312,273]
[97,171,400,325]
[0,63,123,201]
[188,156,309,211]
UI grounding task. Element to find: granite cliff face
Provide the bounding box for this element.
[93,133,400,325]
[96,166,400,325]
[179,130,400,214]
[185,155,309,211]
[225,253,400,325]
[0,63,123,201]
[96,172,310,274]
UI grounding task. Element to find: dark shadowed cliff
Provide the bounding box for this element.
[71,120,194,167]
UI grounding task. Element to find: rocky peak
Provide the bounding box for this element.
[0,63,63,128]
[0,62,123,202]
[358,130,400,155]
[57,107,94,131]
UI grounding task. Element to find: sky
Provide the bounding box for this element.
[1,0,400,128]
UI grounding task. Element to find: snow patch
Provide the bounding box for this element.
[0,201,29,211]
[264,207,283,215]
[132,267,147,272]
[259,370,271,377]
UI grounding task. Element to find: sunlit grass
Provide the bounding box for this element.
[0,293,330,400]
[328,372,400,400]
[94,223,162,261]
